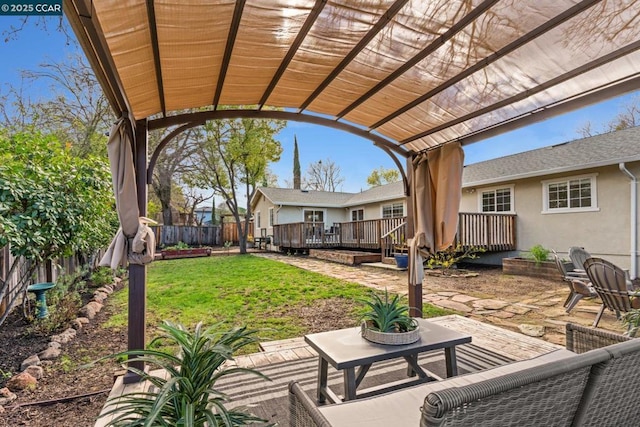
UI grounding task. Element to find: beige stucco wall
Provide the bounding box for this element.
[461,162,640,274]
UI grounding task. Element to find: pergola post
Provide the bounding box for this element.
[124,118,148,384]
[406,156,422,318]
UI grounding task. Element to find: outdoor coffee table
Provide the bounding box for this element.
[304,318,472,403]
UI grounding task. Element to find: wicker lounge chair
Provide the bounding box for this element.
[289,324,640,427]
[552,250,596,313]
[584,257,640,328]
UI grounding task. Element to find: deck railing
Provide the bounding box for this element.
[456,212,517,252]
[273,213,516,253]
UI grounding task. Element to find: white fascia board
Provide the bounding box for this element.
[463,156,640,188]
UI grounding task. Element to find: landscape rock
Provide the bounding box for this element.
[70,318,84,330]
[0,388,17,406]
[48,341,62,349]
[20,354,40,371]
[519,324,545,337]
[7,372,37,391]
[87,301,103,313]
[0,404,5,414]
[79,304,98,319]
[38,347,61,361]
[24,365,44,380]
[433,299,473,313]
[76,317,90,324]
[51,328,77,344]
[97,286,114,295]
[92,292,108,304]
[472,299,510,310]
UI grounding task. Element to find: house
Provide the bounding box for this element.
[460,126,640,278]
[250,181,406,238]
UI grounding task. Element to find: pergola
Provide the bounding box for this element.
[64,0,640,381]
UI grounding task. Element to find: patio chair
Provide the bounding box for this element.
[552,250,596,313]
[584,257,640,328]
[568,246,591,273]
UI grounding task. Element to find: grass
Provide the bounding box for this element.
[105,254,451,352]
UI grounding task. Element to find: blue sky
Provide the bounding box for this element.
[1,19,638,195]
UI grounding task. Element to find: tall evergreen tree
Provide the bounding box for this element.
[293,135,301,189]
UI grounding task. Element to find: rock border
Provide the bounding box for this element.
[1,276,124,410]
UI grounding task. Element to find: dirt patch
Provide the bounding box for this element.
[0,301,126,427]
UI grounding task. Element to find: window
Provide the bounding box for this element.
[256,211,261,228]
[481,187,513,213]
[268,207,274,227]
[542,174,598,213]
[303,209,324,223]
[351,209,364,221]
[382,202,404,218]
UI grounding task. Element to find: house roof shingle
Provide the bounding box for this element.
[463,126,640,187]
[254,181,405,209]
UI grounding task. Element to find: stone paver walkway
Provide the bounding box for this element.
[253,252,616,346]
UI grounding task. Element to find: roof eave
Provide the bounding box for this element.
[463,155,640,188]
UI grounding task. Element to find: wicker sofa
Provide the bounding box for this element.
[289,323,639,427]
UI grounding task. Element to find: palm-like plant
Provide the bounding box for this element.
[359,289,416,333]
[98,321,271,426]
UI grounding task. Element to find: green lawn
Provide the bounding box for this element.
[105,254,451,351]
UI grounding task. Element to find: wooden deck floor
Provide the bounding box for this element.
[95,315,564,426]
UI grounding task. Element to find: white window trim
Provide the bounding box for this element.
[351,207,365,221]
[477,184,515,214]
[268,207,274,227]
[302,208,326,223]
[380,201,405,218]
[541,173,600,214]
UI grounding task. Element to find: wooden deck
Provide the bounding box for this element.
[272,213,516,254]
[95,315,563,426]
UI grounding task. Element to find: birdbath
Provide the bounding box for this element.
[27,282,56,319]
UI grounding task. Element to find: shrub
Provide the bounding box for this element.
[526,244,550,265]
[90,267,114,287]
[425,244,485,274]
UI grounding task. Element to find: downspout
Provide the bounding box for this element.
[619,163,638,279]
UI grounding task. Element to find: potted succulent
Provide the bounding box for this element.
[96,321,272,426]
[359,289,419,345]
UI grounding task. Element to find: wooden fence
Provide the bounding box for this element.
[151,222,254,247]
[0,245,85,322]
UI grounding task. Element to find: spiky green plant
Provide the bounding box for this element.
[359,289,416,333]
[622,309,640,338]
[98,321,271,426]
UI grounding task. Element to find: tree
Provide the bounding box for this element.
[304,159,344,192]
[0,131,117,325]
[293,135,301,189]
[189,115,285,253]
[150,127,200,225]
[576,95,640,137]
[367,166,400,187]
[0,52,114,157]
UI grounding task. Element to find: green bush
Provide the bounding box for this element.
[526,244,550,265]
[90,267,115,287]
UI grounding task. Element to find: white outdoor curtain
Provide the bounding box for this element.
[100,118,155,269]
[409,142,464,287]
